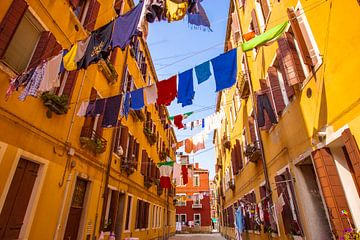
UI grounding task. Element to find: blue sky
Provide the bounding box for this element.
[146,1,230,179]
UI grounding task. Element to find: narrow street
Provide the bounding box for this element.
[169,233,226,240]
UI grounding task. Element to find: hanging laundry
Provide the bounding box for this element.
[185,138,193,153]
[241,21,288,52]
[111,1,144,50]
[87,98,106,116]
[192,133,205,153]
[144,0,165,23]
[19,63,46,101]
[77,101,89,117]
[173,162,182,185]
[165,0,188,22]
[169,111,193,121]
[38,53,63,92]
[235,207,244,235]
[156,75,177,106]
[59,50,68,74]
[176,141,184,149]
[174,115,184,129]
[6,68,36,100]
[177,69,195,107]
[130,88,145,110]
[187,0,212,31]
[158,160,174,188]
[144,84,158,105]
[195,61,211,84]
[123,93,131,119]
[211,48,237,92]
[137,0,150,34]
[102,95,122,128]
[256,93,277,128]
[243,31,256,41]
[78,21,114,69]
[85,101,96,116]
[63,36,91,71]
[181,165,188,184]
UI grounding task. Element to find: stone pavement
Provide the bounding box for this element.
[169,233,226,239]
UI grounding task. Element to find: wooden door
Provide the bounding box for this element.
[63,178,88,240]
[0,158,40,239]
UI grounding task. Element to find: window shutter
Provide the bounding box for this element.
[151,161,156,180]
[231,149,238,175]
[341,129,360,191]
[83,0,100,31]
[268,66,285,114]
[141,150,147,175]
[287,8,317,66]
[236,140,243,170]
[260,0,270,22]
[28,31,62,69]
[277,32,306,86]
[120,126,129,155]
[127,135,134,162]
[133,141,139,169]
[62,71,79,103]
[96,115,103,136]
[248,119,257,143]
[110,48,118,64]
[0,0,28,58]
[251,9,260,35]
[276,49,295,99]
[312,148,353,238]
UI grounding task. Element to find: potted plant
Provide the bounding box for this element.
[143,127,157,145]
[159,151,167,161]
[41,92,69,116]
[98,59,118,84]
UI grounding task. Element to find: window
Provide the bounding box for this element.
[275,169,303,236]
[113,0,124,15]
[135,199,150,229]
[71,0,89,23]
[193,174,200,187]
[194,214,201,226]
[180,214,186,224]
[122,66,134,93]
[2,10,43,73]
[250,9,260,57]
[70,0,100,31]
[103,188,119,232]
[176,193,186,206]
[255,0,270,31]
[124,195,133,231]
[193,193,201,205]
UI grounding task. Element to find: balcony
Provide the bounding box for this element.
[237,71,250,99]
[98,59,118,85]
[80,127,107,154]
[192,203,203,209]
[120,156,137,175]
[245,142,261,163]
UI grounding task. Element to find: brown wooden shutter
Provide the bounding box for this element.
[231,149,238,175]
[312,148,353,238]
[0,0,28,57]
[28,32,62,69]
[96,115,103,136]
[277,32,305,86]
[287,8,317,66]
[127,135,134,162]
[107,190,119,232]
[276,49,295,99]
[120,126,129,154]
[251,9,260,35]
[141,150,147,175]
[151,161,156,180]
[110,48,118,64]
[0,159,39,239]
[268,66,285,114]
[133,141,139,169]
[342,128,360,192]
[63,70,79,101]
[83,0,100,31]
[236,140,243,170]
[248,119,257,143]
[260,0,270,21]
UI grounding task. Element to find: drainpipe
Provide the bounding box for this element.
[53,172,73,240]
[232,0,272,194]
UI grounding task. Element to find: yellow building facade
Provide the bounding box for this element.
[0,0,176,239]
[215,0,360,239]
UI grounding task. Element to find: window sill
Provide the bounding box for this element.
[300,60,323,90]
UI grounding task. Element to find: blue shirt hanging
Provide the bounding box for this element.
[122,93,131,119]
[130,88,145,110]
[177,69,195,107]
[195,61,211,84]
[111,1,144,50]
[211,49,237,92]
[102,95,122,128]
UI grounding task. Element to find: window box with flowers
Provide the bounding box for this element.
[120,157,136,175]
[41,92,69,117]
[159,151,167,161]
[245,142,261,163]
[98,59,118,85]
[143,127,157,145]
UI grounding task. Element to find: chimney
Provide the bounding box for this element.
[195,163,199,169]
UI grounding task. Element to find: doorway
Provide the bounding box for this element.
[114,192,125,240]
[0,158,40,239]
[63,178,88,240]
[295,157,333,239]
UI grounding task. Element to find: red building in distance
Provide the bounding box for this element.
[175,162,212,232]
